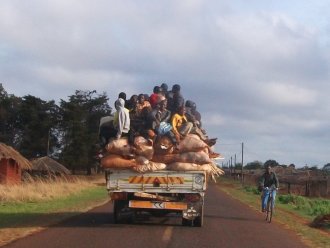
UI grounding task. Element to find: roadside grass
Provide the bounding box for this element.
[0,176,109,246]
[0,176,99,203]
[216,177,330,248]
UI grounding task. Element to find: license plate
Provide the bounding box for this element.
[129,200,187,210]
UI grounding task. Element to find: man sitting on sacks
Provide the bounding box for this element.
[149,97,177,145]
[171,106,217,147]
[185,100,214,140]
[129,94,153,142]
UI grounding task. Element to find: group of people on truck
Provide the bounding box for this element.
[99,83,217,150]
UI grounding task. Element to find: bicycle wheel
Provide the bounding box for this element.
[265,200,269,221]
[265,197,273,223]
[268,197,273,223]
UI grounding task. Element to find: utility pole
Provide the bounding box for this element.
[234,154,236,174]
[241,142,244,184]
[230,156,233,177]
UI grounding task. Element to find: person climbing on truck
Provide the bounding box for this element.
[113,98,132,143]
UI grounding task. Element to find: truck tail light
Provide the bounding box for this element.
[110,192,128,200]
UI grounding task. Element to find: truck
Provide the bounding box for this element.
[105,169,207,227]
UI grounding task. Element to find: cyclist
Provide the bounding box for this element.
[259,165,279,212]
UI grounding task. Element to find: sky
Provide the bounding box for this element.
[1,0,330,168]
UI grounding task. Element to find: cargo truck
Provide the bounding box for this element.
[105,169,207,227]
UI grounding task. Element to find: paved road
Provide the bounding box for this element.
[4,183,307,248]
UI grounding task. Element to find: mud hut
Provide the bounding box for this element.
[0,143,32,185]
[30,156,70,177]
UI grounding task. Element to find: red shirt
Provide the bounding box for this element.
[149,93,159,108]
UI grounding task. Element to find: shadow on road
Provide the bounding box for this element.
[0,212,186,228]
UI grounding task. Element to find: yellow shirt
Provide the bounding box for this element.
[171,113,188,135]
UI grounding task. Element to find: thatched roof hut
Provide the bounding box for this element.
[0,143,32,170]
[31,156,70,175]
[0,143,32,184]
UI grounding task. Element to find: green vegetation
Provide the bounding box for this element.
[278,194,330,217]
[243,185,260,195]
[1,84,112,174]
[242,185,330,217]
[0,186,108,228]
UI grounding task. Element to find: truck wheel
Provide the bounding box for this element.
[113,200,127,224]
[113,200,134,224]
[194,206,204,227]
[182,217,193,226]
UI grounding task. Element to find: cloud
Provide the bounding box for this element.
[260,82,317,106]
[1,0,330,167]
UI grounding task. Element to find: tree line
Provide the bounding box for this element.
[0,84,112,174]
[226,159,330,171]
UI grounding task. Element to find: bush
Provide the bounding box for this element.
[243,186,260,195]
[278,194,295,204]
[278,194,330,217]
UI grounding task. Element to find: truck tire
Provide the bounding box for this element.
[113,200,133,224]
[193,205,204,227]
[113,200,122,224]
[182,217,193,226]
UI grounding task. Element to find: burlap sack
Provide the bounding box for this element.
[106,138,133,157]
[151,154,179,164]
[101,154,136,169]
[154,136,174,155]
[168,162,202,171]
[177,134,208,153]
[167,162,212,173]
[176,151,212,164]
[135,156,149,165]
[134,136,154,159]
[133,161,167,173]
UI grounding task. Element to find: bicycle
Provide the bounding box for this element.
[263,187,277,223]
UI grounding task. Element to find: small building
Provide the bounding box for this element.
[30,156,70,177]
[0,143,32,185]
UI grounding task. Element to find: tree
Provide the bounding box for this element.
[15,95,60,158]
[322,163,330,170]
[244,161,263,170]
[59,90,111,174]
[0,84,22,146]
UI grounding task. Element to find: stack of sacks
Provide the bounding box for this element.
[101,137,166,172]
[153,134,224,181]
[101,134,224,180]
